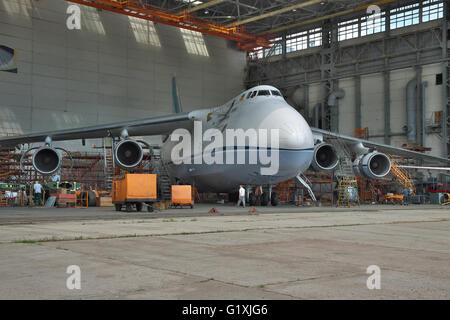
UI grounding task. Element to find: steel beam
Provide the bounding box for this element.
[178,0,227,15]
[225,0,323,28]
[384,71,391,145]
[355,75,362,130]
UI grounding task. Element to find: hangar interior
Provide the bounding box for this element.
[0,0,449,208]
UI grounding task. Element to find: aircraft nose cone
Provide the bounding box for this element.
[260,106,314,150]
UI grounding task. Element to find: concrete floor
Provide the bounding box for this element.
[0,204,449,299]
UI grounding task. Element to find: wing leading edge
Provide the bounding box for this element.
[0,113,192,148]
[311,127,450,165]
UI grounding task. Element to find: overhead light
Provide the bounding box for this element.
[204,9,209,14]
[180,0,204,5]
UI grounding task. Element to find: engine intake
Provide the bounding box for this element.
[114,139,144,170]
[353,152,391,179]
[32,147,62,175]
[311,143,339,172]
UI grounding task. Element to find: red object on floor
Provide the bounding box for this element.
[208,207,219,214]
[248,207,258,214]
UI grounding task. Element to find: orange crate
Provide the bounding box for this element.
[112,174,157,203]
[171,185,193,207]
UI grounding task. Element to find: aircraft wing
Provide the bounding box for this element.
[311,128,450,165]
[0,113,193,148]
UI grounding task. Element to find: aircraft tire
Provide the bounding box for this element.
[249,194,257,206]
[261,193,269,206]
[271,193,279,206]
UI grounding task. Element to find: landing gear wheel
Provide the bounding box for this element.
[271,193,279,206]
[115,204,121,212]
[126,203,133,212]
[261,193,269,206]
[136,203,143,212]
[147,204,154,212]
[249,194,257,206]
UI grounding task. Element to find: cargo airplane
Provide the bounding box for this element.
[1,84,448,205]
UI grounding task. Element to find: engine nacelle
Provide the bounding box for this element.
[353,152,391,179]
[114,139,144,170]
[311,143,339,172]
[32,147,62,175]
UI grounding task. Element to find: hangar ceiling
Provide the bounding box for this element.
[66,0,408,50]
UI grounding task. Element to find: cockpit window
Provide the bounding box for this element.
[257,90,271,96]
[246,92,252,99]
[250,91,258,98]
[271,90,282,97]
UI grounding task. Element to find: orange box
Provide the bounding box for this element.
[171,185,193,206]
[112,174,157,203]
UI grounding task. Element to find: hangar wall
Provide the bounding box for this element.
[0,0,246,148]
[307,63,444,156]
[336,64,443,154]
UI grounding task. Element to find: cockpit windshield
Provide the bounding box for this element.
[257,90,271,96]
[245,89,283,100]
[271,90,282,97]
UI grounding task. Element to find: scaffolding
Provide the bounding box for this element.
[0,148,151,193]
[273,171,334,205]
[337,177,359,207]
[388,156,416,195]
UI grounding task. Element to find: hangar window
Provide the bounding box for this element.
[180,29,209,56]
[308,28,322,47]
[129,17,161,47]
[423,0,444,22]
[286,31,308,52]
[338,19,359,41]
[266,37,282,56]
[82,6,106,35]
[390,3,420,30]
[257,90,271,96]
[361,12,386,36]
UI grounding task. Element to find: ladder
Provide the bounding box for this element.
[356,176,377,203]
[389,156,416,195]
[0,192,7,207]
[296,174,317,202]
[328,137,355,178]
[337,177,359,207]
[103,140,114,192]
[150,152,172,200]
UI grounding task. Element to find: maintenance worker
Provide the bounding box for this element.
[402,187,409,206]
[52,173,60,182]
[33,181,43,206]
[237,185,246,208]
[376,188,382,203]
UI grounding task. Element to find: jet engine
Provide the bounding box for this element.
[353,152,391,179]
[114,139,144,170]
[32,147,62,175]
[311,143,339,172]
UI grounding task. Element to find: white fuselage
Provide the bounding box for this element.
[161,85,315,192]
